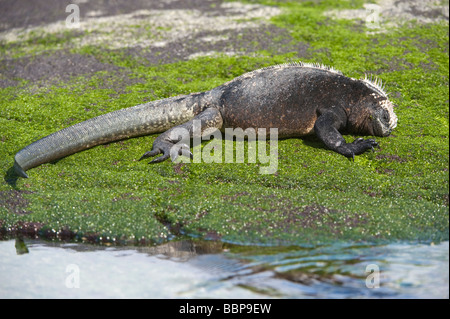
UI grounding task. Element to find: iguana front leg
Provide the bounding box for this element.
[139,107,223,163]
[314,110,378,159]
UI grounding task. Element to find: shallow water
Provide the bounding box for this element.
[0,239,448,298]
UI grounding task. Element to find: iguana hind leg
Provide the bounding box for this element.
[139,107,223,164]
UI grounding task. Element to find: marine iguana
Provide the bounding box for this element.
[13,62,397,178]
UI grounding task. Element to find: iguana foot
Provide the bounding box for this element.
[139,108,223,164]
[139,141,193,164]
[337,138,379,160]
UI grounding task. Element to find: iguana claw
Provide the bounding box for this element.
[139,142,192,164]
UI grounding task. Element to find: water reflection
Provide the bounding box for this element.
[1,239,448,298]
[14,238,29,255]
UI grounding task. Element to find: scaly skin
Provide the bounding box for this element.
[14,62,398,178]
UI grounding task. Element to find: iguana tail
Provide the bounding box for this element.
[14,94,204,178]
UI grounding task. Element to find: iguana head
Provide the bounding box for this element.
[371,98,398,136]
[350,76,398,137]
